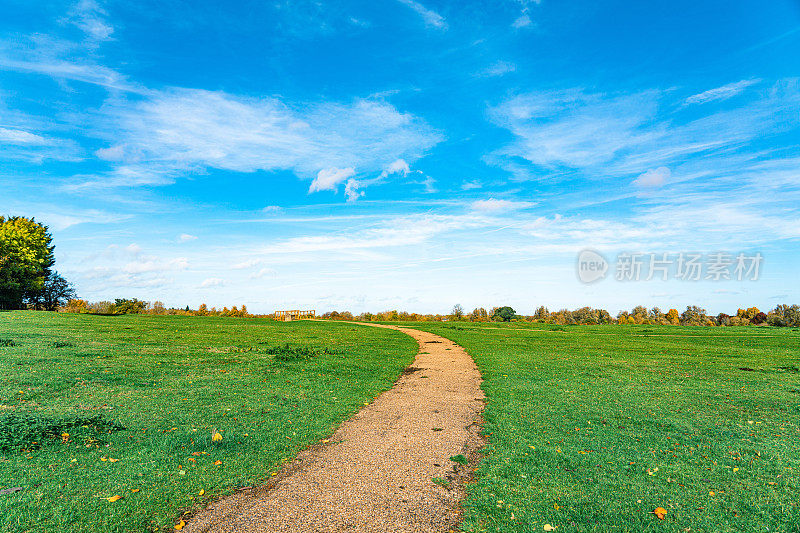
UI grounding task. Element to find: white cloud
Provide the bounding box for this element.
[381,158,411,177]
[261,214,487,255]
[178,233,198,242]
[0,33,139,92]
[95,145,125,161]
[24,209,126,230]
[92,90,441,193]
[251,268,277,280]
[65,0,114,42]
[344,179,364,202]
[489,82,800,177]
[0,127,49,145]
[262,205,282,213]
[200,277,224,288]
[471,198,535,212]
[512,15,532,28]
[633,167,670,188]
[461,180,482,190]
[232,258,263,270]
[481,61,516,77]
[124,257,188,274]
[396,0,447,29]
[685,79,759,105]
[511,0,541,28]
[309,167,356,193]
[490,90,659,169]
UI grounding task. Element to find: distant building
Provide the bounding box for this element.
[274,309,316,321]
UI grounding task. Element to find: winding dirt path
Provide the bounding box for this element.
[185,324,485,533]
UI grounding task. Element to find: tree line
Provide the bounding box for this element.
[320,304,800,327]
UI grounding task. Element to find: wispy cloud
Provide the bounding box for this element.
[684,79,760,105]
[471,198,535,212]
[511,0,541,29]
[0,35,142,92]
[396,0,447,29]
[489,81,800,178]
[85,89,442,197]
[480,60,516,77]
[633,167,670,188]
[63,0,114,43]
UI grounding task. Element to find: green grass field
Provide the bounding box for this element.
[0,312,417,532]
[2,314,799,532]
[410,322,800,532]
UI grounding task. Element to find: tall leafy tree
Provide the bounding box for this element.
[0,216,55,309]
[492,306,516,322]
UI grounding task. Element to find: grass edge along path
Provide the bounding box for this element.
[404,321,800,533]
[0,312,418,532]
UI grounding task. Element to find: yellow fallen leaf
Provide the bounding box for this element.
[709,491,715,496]
[108,458,119,463]
[61,432,69,438]
[130,489,140,493]
[199,489,205,496]
[106,495,122,502]
[543,525,557,531]
[733,467,739,473]
[101,457,108,462]
[174,520,185,530]
[214,460,222,466]
[554,503,560,510]
[653,507,667,520]
[212,432,223,442]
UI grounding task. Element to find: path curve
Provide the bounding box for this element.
[185,324,485,533]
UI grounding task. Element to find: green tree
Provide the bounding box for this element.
[492,306,516,322]
[0,216,55,309]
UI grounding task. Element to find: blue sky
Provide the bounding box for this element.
[2,0,799,314]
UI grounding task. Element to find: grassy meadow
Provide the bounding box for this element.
[410,322,800,532]
[0,312,417,532]
[2,313,799,533]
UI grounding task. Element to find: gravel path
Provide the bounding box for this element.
[185,324,485,532]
